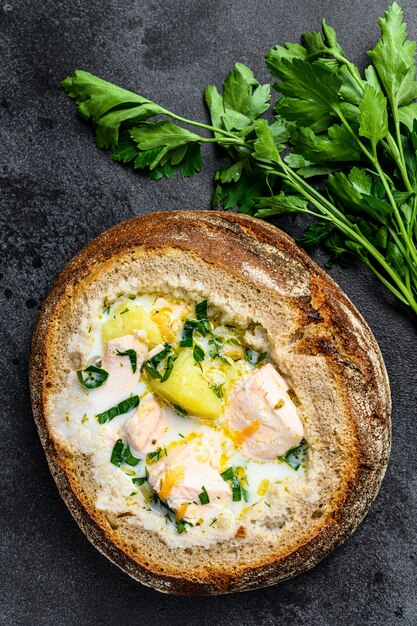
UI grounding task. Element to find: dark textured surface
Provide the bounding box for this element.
[1,0,416,624]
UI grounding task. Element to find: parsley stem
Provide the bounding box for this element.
[200,137,249,147]
[372,155,417,269]
[160,109,245,142]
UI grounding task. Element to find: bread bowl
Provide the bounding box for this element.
[29,210,391,594]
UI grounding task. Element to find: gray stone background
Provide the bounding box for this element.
[1,0,416,624]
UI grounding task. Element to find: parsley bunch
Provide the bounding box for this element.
[62,2,417,314]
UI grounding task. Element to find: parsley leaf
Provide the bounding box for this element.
[76,364,108,389]
[96,395,139,424]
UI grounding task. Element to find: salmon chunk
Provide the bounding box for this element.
[148,437,231,519]
[225,363,304,460]
[125,393,166,455]
[101,333,148,394]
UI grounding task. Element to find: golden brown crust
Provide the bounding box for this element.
[29,210,391,594]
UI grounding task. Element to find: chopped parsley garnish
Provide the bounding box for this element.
[144,343,176,380]
[132,476,147,486]
[231,475,242,501]
[209,382,224,399]
[76,364,109,389]
[110,440,124,466]
[198,486,210,505]
[176,519,193,534]
[278,439,308,471]
[209,517,217,527]
[143,362,163,379]
[160,353,178,382]
[180,300,212,346]
[116,348,137,373]
[96,395,139,424]
[120,307,129,314]
[195,300,208,320]
[220,467,234,481]
[122,444,140,466]
[221,466,247,501]
[146,447,166,463]
[110,440,140,467]
[179,319,197,347]
[245,348,268,366]
[102,304,112,315]
[193,344,205,366]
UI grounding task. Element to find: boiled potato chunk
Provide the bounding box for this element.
[150,349,222,419]
[102,301,162,346]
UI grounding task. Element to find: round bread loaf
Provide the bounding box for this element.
[30,210,391,594]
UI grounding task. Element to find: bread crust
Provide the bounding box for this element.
[30,210,391,594]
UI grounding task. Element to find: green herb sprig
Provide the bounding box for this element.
[116,348,137,373]
[278,439,308,471]
[95,395,139,424]
[63,2,417,314]
[76,364,109,389]
[111,439,141,467]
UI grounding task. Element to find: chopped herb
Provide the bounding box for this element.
[220,467,234,481]
[178,433,185,438]
[173,404,187,416]
[265,501,271,508]
[176,519,193,534]
[221,466,245,501]
[87,326,91,333]
[96,395,139,424]
[198,486,210,505]
[176,520,186,534]
[231,475,242,501]
[146,447,165,463]
[111,440,140,467]
[160,353,178,382]
[278,439,308,471]
[195,319,212,337]
[122,444,140,466]
[245,348,268,366]
[76,364,109,389]
[209,382,225,399]
[110,439,124,466]
[120,308,129,314]
[209,517,217,527]
[116,348,137,373]
[129,491,138,496]
[195,300,208,320]
[144,343,172,379]
[226,337,241,346]
[143,363,162,379]
[242,487,250,503]
[193,344,205,366]
[179,319,197,347]
[132,476,147,486]
[103,304,112,315]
